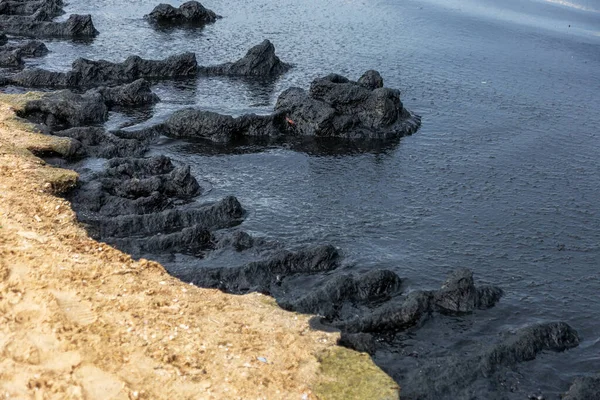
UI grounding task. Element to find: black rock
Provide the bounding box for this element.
[338,332,377,355]
[176,244,341,293]
[10,53,198,88]
[0,0,64,19]
[51,127,150,159]
[198,40,291,77]
[0,14,98,38]
[357,70,384,90]
[20,90,108,129]
[397,321,581,400]
[275,71,421,139]
[336,269,502,334]
[95,79,160,107]
[0,40,48,68]
[483,321,580,373]
[150,108,282,143]
[145,1,220,25]
[279,269,402,320]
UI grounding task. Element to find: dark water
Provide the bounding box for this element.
[28,0,600,397]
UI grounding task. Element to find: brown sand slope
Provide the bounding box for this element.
[0,96,399,400]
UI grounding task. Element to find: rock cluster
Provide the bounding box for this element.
[145,1,220,26]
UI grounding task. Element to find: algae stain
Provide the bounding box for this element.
[313,347,399,400]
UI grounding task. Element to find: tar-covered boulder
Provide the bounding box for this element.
[275,71,421,140]
[198,40,291,77]
[145,1,220,26]
[0,14,98,38]
[9,53,198,88]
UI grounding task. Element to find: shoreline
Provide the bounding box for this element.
[0,96,399,399]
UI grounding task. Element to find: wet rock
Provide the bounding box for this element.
[280,269,402,320]
[5,40,48,57]
[0,40,48,67]
[0,14,98,38]
[275,71,421,139]
[51,127,149,159]
[177,244,341,293]
[397,322,581,400]
[0,32,7,45]
[151,108,282,143]
[198,40,291,77]
[145,1,220,25]
[336,269,502,334]
[70,156,201,216]
[10,52,197,88]
[338,333,377,355]
[0,48,20,66]
[563,374,600,400]
[434,268,503,313]
[483,321,580,373]
[357,70,384,90]
[0,0,64,19]
[95,79,160,107]
[18,81,158,129]
[93,195,243,239]
[20,90,108,129]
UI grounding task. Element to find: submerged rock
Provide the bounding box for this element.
[397,321,581,399]
[0,40,48,67]
[483,321,580,373]
[275,71,421,140]
[9,53,198,88]
[564,374,600,400]
[145,1,220,26]
[0,14,98,38]
[199,39,291,77]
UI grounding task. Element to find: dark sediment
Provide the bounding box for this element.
[145,1,220,26]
